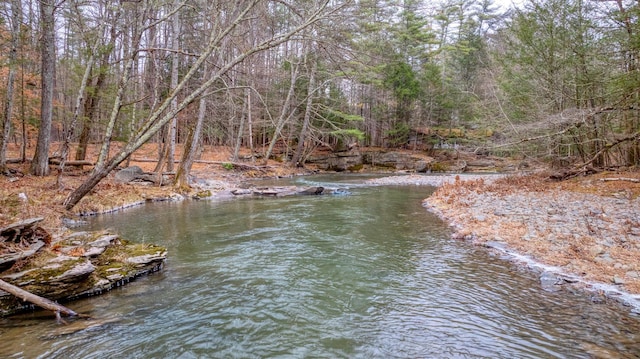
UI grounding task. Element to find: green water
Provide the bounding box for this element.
[1,175,640,358]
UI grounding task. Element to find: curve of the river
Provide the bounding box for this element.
[1,174,639,358]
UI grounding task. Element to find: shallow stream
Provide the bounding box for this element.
[1,175,640,358]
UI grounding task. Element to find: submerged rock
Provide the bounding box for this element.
[0,230,166,316]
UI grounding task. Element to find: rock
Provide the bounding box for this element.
[114,166,144,183]
[307,149,434,172]
[298,187,324,195]
[0,241,46,272]
[82,246,107,257]
[626,271,640,279]
[126,252,167,266]
[115,166,169,186]
[0,231,167,316]
[613,276,625,285]
[474,214,486,222]
[540,271,562,292]
[61,217,88,228]
[588,245,605,258]
[415,160,429,172]
[89,234,119,248]
[595,252,614,264]
[54,261,96,282]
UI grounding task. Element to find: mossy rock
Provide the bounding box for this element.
[0,231,166,316]
[193,190,212,199]
[430,162,449,172]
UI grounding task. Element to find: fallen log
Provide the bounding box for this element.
[600,177,640,183]
[549,166,600,181]
[49,158,94,166]
[0,279,78,318]
[130,158,272,171]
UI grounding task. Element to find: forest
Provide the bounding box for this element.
[0,0,639,209]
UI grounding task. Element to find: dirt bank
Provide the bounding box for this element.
[422,172,640,311]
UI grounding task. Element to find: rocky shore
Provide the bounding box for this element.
[421,173,640,312]
[0,218,167,316]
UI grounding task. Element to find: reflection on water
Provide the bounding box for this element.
[1,175,640,358]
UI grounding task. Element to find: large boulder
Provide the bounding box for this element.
[115,166,171,186]
[114,166,145,183]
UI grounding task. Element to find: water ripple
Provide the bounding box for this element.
[3,184,640,358]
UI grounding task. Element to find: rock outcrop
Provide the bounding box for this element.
[306,149,434,172]
[0,221,166,316]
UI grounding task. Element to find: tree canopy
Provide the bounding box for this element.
[0,0,638,208]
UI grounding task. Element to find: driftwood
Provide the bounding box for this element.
[549,166,600,181]
[0,279,78,318]
[600,177,640,183]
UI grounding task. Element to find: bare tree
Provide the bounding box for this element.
[0,0,21,172]
[31,0,56,176]
[64,0,344,209]
[291,49,318,166]
[166,0,181,173]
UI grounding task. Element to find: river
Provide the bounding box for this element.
[1,175,639,358]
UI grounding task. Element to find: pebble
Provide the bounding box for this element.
[613,276,625,285]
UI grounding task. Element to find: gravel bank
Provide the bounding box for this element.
[421,174,640,312]
[364,173,505,187]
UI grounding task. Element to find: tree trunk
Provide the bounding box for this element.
[174,91,207,188]
[232,96,247,162]
[94,4,141,173]
[167,0,181,172]
[57,35,101,185]
[0,0,21,171]
[31,0,55,176]
[76,9,117,161]
[247,87,255,162]
[291,53,317,166]
[0,279,78,318]
[264,60,300,164]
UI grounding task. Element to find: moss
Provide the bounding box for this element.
[194,190,212,199]
[347,164,364,172]
[93,242,165,278]
[430,162,449,172]
[19,257,85,283]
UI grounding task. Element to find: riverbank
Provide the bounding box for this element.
[3,142,640,314]
[422,172,640,311]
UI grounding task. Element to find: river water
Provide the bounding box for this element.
[1,175,640,358]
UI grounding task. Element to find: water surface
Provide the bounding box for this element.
[1,175,639,358]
